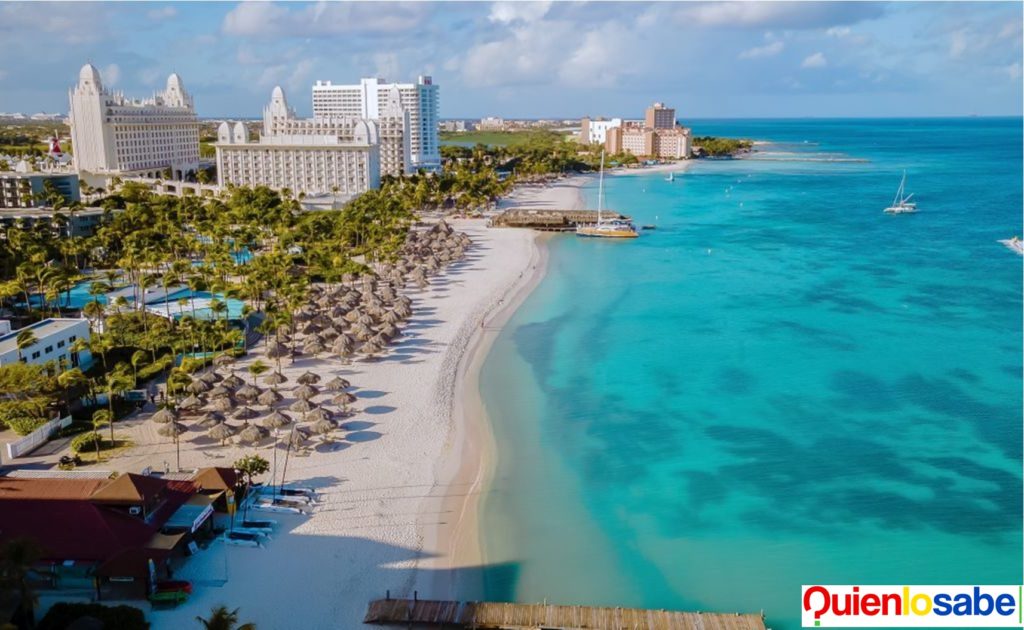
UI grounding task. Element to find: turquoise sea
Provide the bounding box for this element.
[478,118,1023,630]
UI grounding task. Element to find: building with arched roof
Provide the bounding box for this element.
[68,64,200,180]
[215,86,381,200]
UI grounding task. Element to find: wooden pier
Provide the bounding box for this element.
[491,208,629,232]
[364,598,767,630]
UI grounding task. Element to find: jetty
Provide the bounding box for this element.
[490,208,630,232]
[364,598,767,630]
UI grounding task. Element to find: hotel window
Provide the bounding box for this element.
[31,351,41,359]
[45,345,53,354]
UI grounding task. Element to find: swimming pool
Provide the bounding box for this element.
[146,290,247,321]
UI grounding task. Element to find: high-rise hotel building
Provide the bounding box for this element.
[312,76,439,171]
[605,102,692,160]
[215,86,382,199]
[68,64,200,180]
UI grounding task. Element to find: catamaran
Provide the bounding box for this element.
[576,151,638,239]
[884,171,918,214]
[666,172,675,182]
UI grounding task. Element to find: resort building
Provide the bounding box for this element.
[0,468,237,600]
[216,86,381,198]
[0,206,109,238]
[68,64,200,180]
[604,102,692,159]
[578,117,623,145]
[312,76,440,171]
[645,102,676,129]
[0,172,80,208]
[0,318,92,371]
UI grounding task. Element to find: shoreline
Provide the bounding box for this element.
[427,175,587,598]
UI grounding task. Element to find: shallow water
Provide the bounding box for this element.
[478,118,1023,629]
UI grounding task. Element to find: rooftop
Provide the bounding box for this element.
[0,477,106,500]
[0,318,89,355]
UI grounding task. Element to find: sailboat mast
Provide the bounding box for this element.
[598,150,605,223]
[893,171,905,206]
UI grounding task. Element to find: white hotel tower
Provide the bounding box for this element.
[215,86,382,199]
[68,64,200,180]
[312,76,439,171]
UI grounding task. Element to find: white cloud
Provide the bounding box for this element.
[676,2,885,29]
[801,52,827,68]
[739,40,784,59]
[949,30,968,59]
[223,2,429,38]
[147,6,177,20]
[101,63,121,86]
[826,26,850,37]
[1006,62,1022,81]
[256,59,315,95]
[489,1,551,24]
[373,53,400,81]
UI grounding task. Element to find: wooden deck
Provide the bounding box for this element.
[364,598,767,630]
[491,208,629,232]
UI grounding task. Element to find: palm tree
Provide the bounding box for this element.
[130,349,148,386]
[102,366,133,444]
[90,409,110,461]
[196,605,255,630]
[14,330,37,364]
[56,368,87,416]
[246,360,269,388]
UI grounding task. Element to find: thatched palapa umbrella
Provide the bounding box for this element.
[293,384,319,400]
[211,397,236,413]
[324,376,350,391]
[297,371,321,385]
[262,410,293,429]
[257,389,283,407]
[331,392,357,410]
[237,422,267,445]
[208,385,234,399]
[187,380,212,394]
[287,427,310,448]
[310,418,336,439]
[213,353,235,367]
[151,407,179,424]
[289,398,316,413]
[263,371,288,385]
[179,394,205,411]
[198,371,222,385]
[208,421,236,444]
[222,374,245,389]
[158,421,187,438]
[306,407,332,423]
[233,406,259,420]
[235,384,262,402]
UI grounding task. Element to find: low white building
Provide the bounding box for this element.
[68,64,200,180]
[216,87,381,199]
[579,117,622,145]
[0,319,92,371]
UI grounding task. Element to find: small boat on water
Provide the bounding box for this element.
[999,236,1023,255]
[641,225,657,230]
[884,171,918,214]
[576,151,638,239]
[665,172,675,182]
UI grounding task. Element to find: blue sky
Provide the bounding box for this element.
[0,1,1021,119]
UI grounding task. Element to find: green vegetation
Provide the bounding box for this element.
[0,120,71,158]
[233,453,270,487]
[39,603,149,630]
[441,129,567,148]
[196,605,255,630]
[693,136,754,157]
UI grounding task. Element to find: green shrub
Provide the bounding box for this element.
[138,355,173,380]
[6,416,47,436]
[38,602,149,630]
[58,421,92,438]
[70,431,104,453]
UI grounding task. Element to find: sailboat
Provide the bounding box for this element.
[666,172,675,182]
[576,151,639,239]
[884,171,918,214]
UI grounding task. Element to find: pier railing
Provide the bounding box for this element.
[365,597,767,629]
[491,208,629,232]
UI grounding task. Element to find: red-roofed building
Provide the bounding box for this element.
[0,471,224,600]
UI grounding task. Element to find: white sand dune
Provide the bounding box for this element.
[148,183,583,628]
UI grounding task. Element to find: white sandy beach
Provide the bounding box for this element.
[117,180,587,628]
